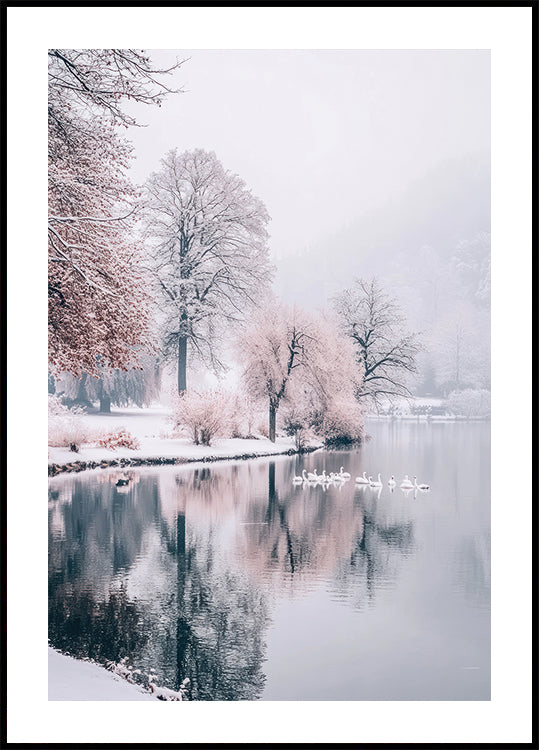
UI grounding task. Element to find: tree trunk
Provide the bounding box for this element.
[269,402,276,443]
[176,512,191,699]
[178,335,187,394]
[99,395,111,413]
[76,373,88,402]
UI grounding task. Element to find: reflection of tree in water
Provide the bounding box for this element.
[331,496,415,607]
[48,470,270,700]
[48,474,163,672]
[49,583,148,663]
[175,512,269,700]
[235,462,366,583]
[48,473,161,590]
[48,459,417,698]
[452,531,490,606]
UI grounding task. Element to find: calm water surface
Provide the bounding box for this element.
[48,420,490,700]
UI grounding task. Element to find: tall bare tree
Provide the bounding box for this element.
[333,278,421,407]
[142,149,273,393]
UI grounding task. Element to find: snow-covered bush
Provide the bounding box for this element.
[229,393,260,438]
[282,408,314,451]
[109,657,189,700]
[173,388,233,446]
[97,429,141,450]
[48,395,93,451]
[447,389,491,418]
[313,396,364,446]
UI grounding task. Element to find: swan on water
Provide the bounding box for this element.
[292,469,307,484]
[388,475,396,487]
[307,469,318,481]
[370,473,383,487]
[413,476,430,491]
[355,471,369,484]
[339,466,351,480]
[400,475,413,489]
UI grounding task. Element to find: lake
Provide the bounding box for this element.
[48,420,490,700]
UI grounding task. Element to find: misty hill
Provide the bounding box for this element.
[275,150,490,308]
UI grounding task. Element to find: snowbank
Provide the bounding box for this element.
[48,406,318,474]
[48,648,156,701]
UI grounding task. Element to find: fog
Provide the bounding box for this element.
[127,49,490,396]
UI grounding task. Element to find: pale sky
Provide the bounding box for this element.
[127,49,490,275]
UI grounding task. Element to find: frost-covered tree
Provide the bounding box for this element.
[452,232,491,309]
[430,302,490,394]
[48,49,183,376]
[333,278,421,407]
[237,303,316,442]
[237,302,362,442]
[142,149,273,393]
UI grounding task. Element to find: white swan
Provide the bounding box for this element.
[370,473,383,487]
[400,475,413,489]
[307,468,318,481]
[292,469,307,484]
[355,471,369,484]
[339,466,351,480]
[388,475,396,487]
[413,476,430,491]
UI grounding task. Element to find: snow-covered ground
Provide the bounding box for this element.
[48,405,311,470]
[49,648,156,701]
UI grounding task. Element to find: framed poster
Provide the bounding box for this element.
[4,3,535,746]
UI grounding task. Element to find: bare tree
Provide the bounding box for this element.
[430,301,490,395]
[142,149,273,393]
[333,278,421,407]
[48,49,183,126]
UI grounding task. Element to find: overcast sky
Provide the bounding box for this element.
[128,49,490,271]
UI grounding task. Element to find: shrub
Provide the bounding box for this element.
[229,393,261,438]
[281,402,314,451]
[447,389,491,418]
[173,388,233,446]
[97,429,140,450]
[315,396,364,446]
[48,394,92,451]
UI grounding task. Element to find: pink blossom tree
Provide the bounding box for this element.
[237,301,363,443]
[48,49,183,376]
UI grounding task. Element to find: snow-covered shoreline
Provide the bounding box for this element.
[48,405,322,475]
[48,648,157,701]
[48,433,321,477]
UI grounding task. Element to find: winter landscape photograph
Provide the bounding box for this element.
[46,46,492,704]
[3,3,534,745]
[0,3,537,747]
